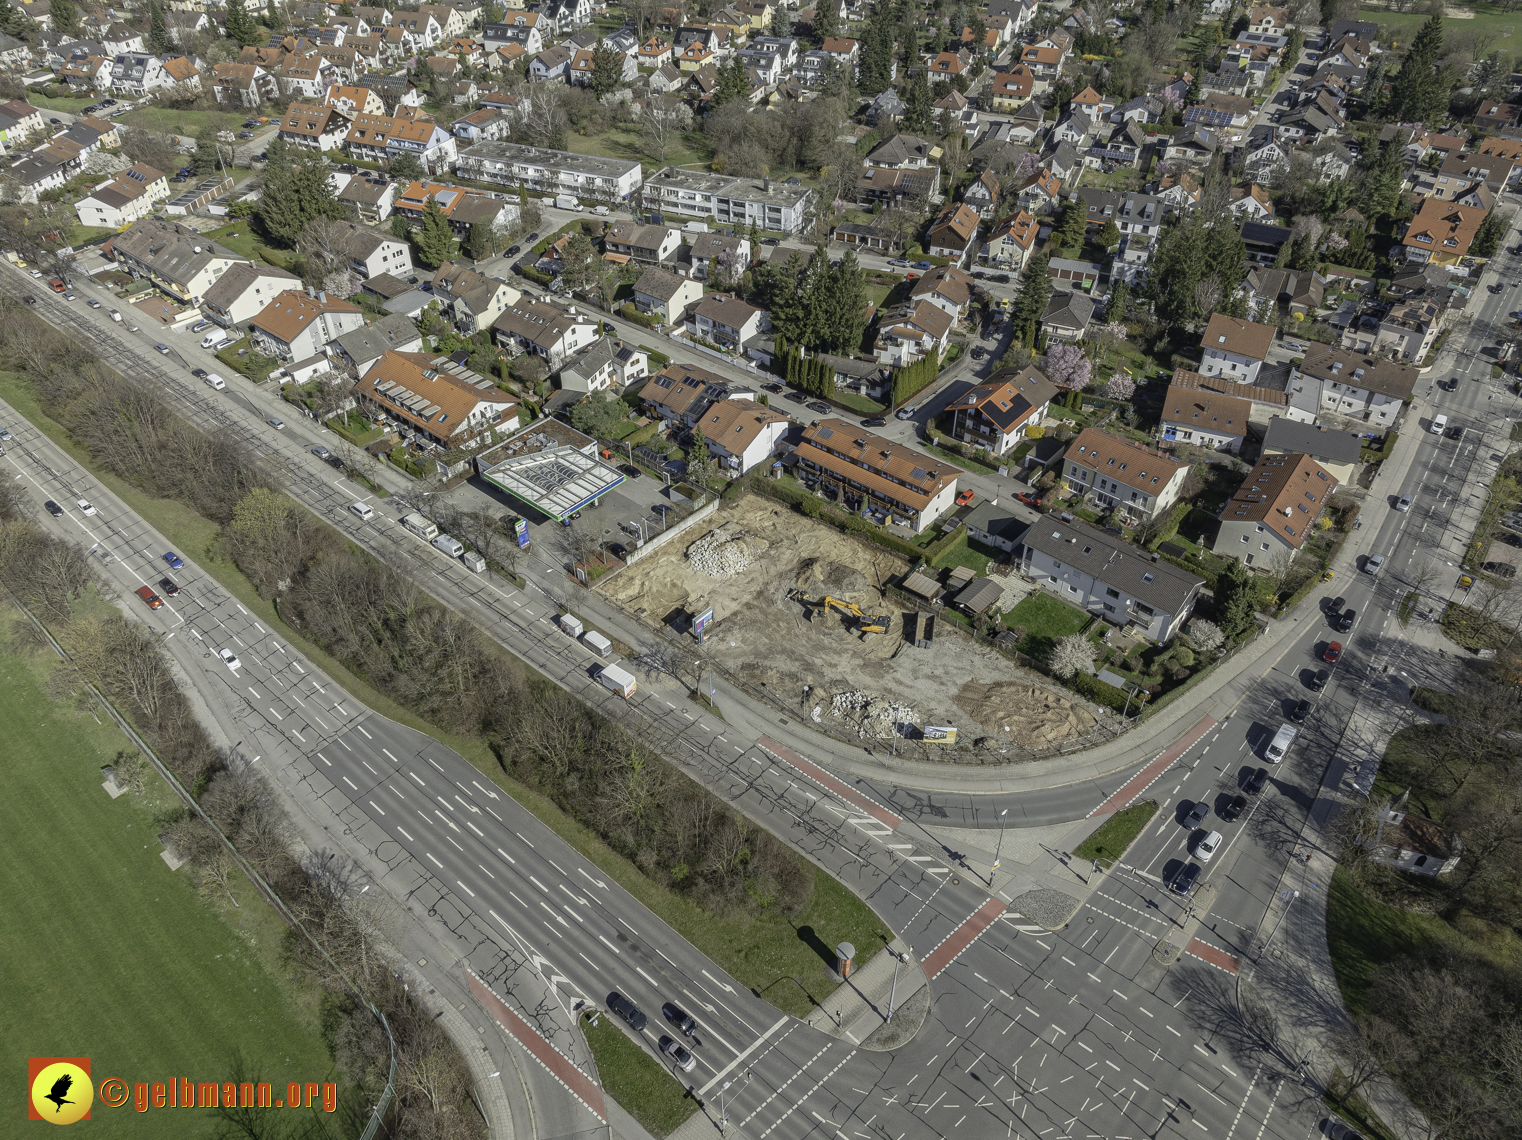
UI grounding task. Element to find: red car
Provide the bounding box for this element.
[956,489,976,506]
[135,585,163,610]
[1017,492,1043,508]
[1323,641,1342,664]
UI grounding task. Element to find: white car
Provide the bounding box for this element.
[1194,830,1223,862]
[76,498,96,516]
[348,501,375,521]
[218,647,241,670]
[28,268,41,278]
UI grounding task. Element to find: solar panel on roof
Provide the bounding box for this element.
[817,426,834,439]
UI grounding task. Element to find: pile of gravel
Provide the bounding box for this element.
[831,690,920,738]
[686,528,752,579]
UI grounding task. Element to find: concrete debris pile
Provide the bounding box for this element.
[686,527,753,580]
[831,689,920,738]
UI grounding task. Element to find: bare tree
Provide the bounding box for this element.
[296,215,361,298]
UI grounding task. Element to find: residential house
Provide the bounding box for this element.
[688,231,751,282]
[988,69,1035,111]
[210,61,279,105]
[1475,100,1521,133]
[1241,220,1294,265]
[1216,452,1338,569]
[491,295,600,364]
[864,132,935,169]
[946,366,1057,456]
[1020,520,1204,642]
[1248,5,1289,32]
[249,288,366,361]
[1401,197,1489,266]
[640,165,813,233]
[1418,151,1517,200]
[457,139,645,204]
[1160,384,1250,452]
[1185,91,1255,131]
[393,180,520,236]
[689,396,791,474]
[1015,167,1062,214]
[632,266,703,324]
[451,106,514,143]
[926,49,970,84]
[872,299,954,366]
[962,169,1000,218]
[908,265,975,320]
[357,350,518,451]
[337,175,399,223]
[326,220,414,283]
[1061,426,1188,523]
[1260,416,1362,484]
[328,311,425,375]
[855,164,940,207]
[925,202,980,264]
[558,336,648,394]
[107,217,249,304]
[1162,123,1217,164]
[1199,313,1276,384]
[688,292,768,348]
[639,361,754,426]
[934,87,978,133]
[1042,291,1094,341]
[1228,182,1275,220]
[430,260,520,334]
[277,101,350,151]
[794,418,961,532]
[1289,345,1415,427]
[530,43,573,79]
[979,209,1038,269]
[569,45,637,85]
[603,221,682,265]
[74,163,169,229]
[110,52,177,96]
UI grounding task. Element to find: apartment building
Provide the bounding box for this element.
[1216,452,1338,568]
[641,166,814,233]
[1061,427,1188,523]
[456,139,643,203]
[794,418,961,532]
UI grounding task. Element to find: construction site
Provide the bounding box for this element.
[600,496,1099,755]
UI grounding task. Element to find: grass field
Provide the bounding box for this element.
[29,90,99,115]
[118,107,251,139]
[0,610,338,1134]
[0,366,890,1021]
[1074,801,1159,866]
[1005,591,1091,649]
[581,1012,697,1137]
[1324,865,1464,1012]
[565,123,715,175]
[1357,4,1522,46]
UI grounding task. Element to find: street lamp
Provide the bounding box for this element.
[990,808,1009,877]
[718,1070,751,1134]
[886,949,908,1022]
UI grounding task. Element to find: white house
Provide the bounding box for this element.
[1062,426,1189,523]
[74,163,169,228]
[946,368,1057,457]
[633,266,704,325]
[200,262,304,329]
[1160,384,1250,453]
[687,292,768,349]
[1198,312,1276,385]
[690,397,791,475]
[1288,345,1417,428]
[491,296,600,365]
[558,336,648,393]
[249,288,368,361]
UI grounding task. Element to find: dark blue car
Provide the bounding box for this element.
[163,551,185,570]
[1169,863,1200,895]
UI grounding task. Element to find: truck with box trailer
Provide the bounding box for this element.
[560,614,584,638]
[598,663,636,698]
[461,551,486,573]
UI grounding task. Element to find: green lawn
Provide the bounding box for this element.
[1074,801,1159,866]
[119,107,253,138]
[933,532,995,577]
[1325,866,1464,1013]
[0,366,890,1022]
[1005,591,1091,656]
[202,224,299,274]
[67,224,118,247]
[0,614,338,1133]
[582,1012,697,1137]
[29,89,99,114]
[564,123,714,175]
[1357,4,1522,46]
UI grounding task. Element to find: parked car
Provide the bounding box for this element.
[158,577,181,597]
[862,416,887,427]
[1220,793,1249,822]
[914,260,932,269]
[1500,532,1522,547]
[86,298,101,309]
[971,347,985,359]
[784,391,807,404]
[807,401,831,413]
[1017,492,1042,507]
[956,489,976,506]
[1485,561,1517,578]
[993,274,1012,284]
[1323,641,1342,663]
[1169,862,1200,895]
[163,551,185,570]
[1325,1121,1367,1140]
[888,258,910,267]
[895,405,918,420]
[191,368,208,379]
[762,382,783,393]
[0,426,11,440]
[1244,767,1270,795]
[312,445,332,460]
[607,991,647,1031]
[135,585,163,610]
[1183,801,1211,830]
[761,237,779,245]
[658,1035,696,1072]
[1449,424,1465,440]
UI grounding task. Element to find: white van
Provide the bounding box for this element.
[203,373,226,390]
[200,330,225,348]
[348,501,375,521]
[431,533,464,557]
[1265,722,1298,763]
[555,193,582,210]
[1431,414,1448,435]
[590,205,610,216]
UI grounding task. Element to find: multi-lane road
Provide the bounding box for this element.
[8,223,1515,1140]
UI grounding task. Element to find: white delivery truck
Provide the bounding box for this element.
[462,551,486,573]
[581,630,612,658]
[555,194,583,211]
[599,663,636,698]
[1265,722,1298,763]
[401,512,439,541]
[431,533,464,557]
[560,613,584,638]
[682,220,710,234]
[200,329,226,348]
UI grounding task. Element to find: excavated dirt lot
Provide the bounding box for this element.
[602,497,1095,749]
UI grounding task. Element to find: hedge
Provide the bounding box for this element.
[518,264,553,287]
[749,479,925,560]
[1145,499,1192,552]
[620,303,659,329]
[639,344,671,366]
[1071,671,1136,712]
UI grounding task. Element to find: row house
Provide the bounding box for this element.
[1289,346,1415,427]
[491,295,600,365]
[249,288,365,362]
[277,101,349,151]
[210,61,279,105]
[794,419,961,533]
[1062,426,1188,524]
[430,261,520,334]
[1217,453,1337,569]
[357,351,519,452]
[457,140,644,203]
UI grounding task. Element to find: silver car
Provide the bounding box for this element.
[1364,553,1386,575]
[1395,494,1412,512]
[1194,830,1223,862]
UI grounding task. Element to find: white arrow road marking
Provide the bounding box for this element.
[702,969,735,994]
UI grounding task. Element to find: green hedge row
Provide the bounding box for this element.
[1071,671,1134,712]
[620,303,659,329]
[749,479,926,561]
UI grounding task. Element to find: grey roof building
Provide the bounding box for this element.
[108,216,250,303]
[1019,519,1205,643]
[952,576,1005,615]
[963,498,1028,552]
[1260,416,1362,478]
[641,166,815,234]
[1042,290,1095,340]
[330,312,425,374]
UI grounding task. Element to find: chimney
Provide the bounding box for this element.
[318,290,327,302]
[307,285,316,297]
[764,176,771,192]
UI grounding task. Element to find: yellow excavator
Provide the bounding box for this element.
[791,591,892,637]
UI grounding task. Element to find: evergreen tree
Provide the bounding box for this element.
[1214,561,1258,639]
[858,4,894,94]
[1057,200,1087,251]
[1186,67,1202,105]
[266,0,286,32]
[795,246,833,349]
[389,151,425,183]
[415,195,457,267]
[769,3,791,37]
[467,221,492,260]
[689,428,709,475]
[1012,253,1051,347]
[256,153,349,247]
[0,0,33,39]
[1097,219,1120,251]
[712,53,751,107]
[1472,208,1508,259]
[48,0,78,33]
[1359,138,1407,221]
[413,56,438,96]
[1361,53,1388,118]
[1386,11,1445,123]
[827,250,868,354]
[966,14,987,54]
[902,70,933,134]
[814,0,839,43]
[588,38,623,98]
[1107,280,1131,323]
[224,0,261,45]
[149,0,172,53]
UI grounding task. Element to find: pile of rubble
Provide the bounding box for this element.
[830,690,920,738]
[686,528,753,580]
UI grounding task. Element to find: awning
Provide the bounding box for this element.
[602,252,631,264]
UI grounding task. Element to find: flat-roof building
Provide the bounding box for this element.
[474,418,626,522]
[455,139,643,203]
[641,166,815,234]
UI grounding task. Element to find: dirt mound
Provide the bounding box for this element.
[795,557,870,597]
[953,679,1096,745]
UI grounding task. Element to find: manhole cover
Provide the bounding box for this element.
[952,877,960,885]
[1087,916,1095,923]
[1272,948,1283,959]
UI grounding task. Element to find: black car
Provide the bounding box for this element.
[784,390,807,403]
[808,400,832,413]
[23,295,35,305]
[526,232,539,242]
[1220,794,1249,821]
[505,244,521,257]
[862,416,888,426]
[662,1002,696,1035]
[608,542,627,559]
[1485,561,1518,578]
[1169,863,1200,895]
[338,163,359,173]
[1500,532,1522,547]
[1449,424,1465,440]
[44,500,62,517]
[993,273,1012,284]
[1244,767,1270,795]
[607,991,647,1032]
[971,347,985,358]
[973,270,987,279]
[1290,698,1311,723]
[158,577,181,598]
[762,237,779,245]
[762,382,783,393]
[191,368,208,379]
[620,463,643,479]
[1310,667,1330,692]
[1337,608,1355,632]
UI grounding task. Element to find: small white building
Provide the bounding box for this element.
[1198,312,1276,385]
[689,396,791,474]
[75,163,170,228]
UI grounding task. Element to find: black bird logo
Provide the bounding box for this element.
[43,1074,75,1114]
